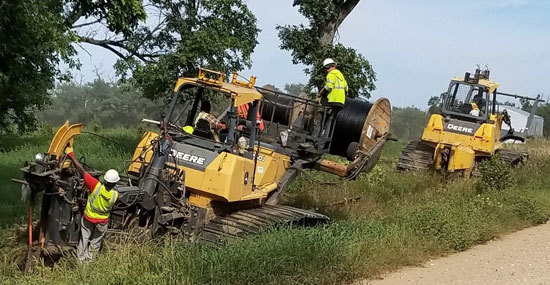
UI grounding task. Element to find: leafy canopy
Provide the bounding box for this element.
[0,0,145,133]
[277,0,376,98]
[113,0,260,99]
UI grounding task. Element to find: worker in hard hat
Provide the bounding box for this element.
[317,58,348,138]
[66,148,119,261]
[469,102,480,116]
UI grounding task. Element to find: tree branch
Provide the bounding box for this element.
[79,36,129,60]
[78,36,161,63]
[72,18,103,29]
[319,0,360,46]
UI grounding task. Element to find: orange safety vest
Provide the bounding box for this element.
[237,104,264,131]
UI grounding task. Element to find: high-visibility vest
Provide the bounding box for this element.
[325,69,348,105]
[237,104,265,131]
[84,183,119,221]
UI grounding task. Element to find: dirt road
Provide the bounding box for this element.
[363,222,550,285]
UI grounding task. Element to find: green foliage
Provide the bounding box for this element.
[115,0,260,99]
[69,0,145,34]
[478,156,513,191]
[0,0,76,133]
[0,0,146,133]
[390,106,430,140]
[277,0,376,98]
[427,95,442,114]
[284,83,306,95]
[39,78,161,128]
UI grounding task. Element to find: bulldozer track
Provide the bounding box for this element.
[396,140,434,171]
[495,148,529,166]
[200,205,329,245]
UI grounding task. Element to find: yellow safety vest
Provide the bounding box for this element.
[84,182,119,220]
[325,69,348,105]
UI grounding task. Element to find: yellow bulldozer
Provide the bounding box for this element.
[397,69,539,175]
[15,68,390,266]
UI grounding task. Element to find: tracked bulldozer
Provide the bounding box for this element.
[15,68,391,267]
[397,69,538,175]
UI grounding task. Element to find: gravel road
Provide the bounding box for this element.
[362,222,550,285]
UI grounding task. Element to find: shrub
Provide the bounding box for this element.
[478,156,513,191]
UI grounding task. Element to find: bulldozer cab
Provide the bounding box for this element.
[165,68,263,152]
[441,69,499,123]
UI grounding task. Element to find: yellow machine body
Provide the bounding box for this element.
[128,132,291,208]
[419,72,506,174]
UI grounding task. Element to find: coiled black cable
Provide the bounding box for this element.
[257,89,293,125]
[329,98,373,157]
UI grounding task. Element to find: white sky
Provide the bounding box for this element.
[74,0,550,108]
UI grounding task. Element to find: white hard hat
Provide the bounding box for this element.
[104,169,120,183]
[323,58,336,67]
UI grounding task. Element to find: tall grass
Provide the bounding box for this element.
[1,133,550,284]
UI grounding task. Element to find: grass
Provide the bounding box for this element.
[1,129,550,284]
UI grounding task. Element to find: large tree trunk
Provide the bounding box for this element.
[319,0,360,45]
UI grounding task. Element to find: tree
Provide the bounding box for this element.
[0,0,146,133]
[89,0,260,100]
[2,0,260,132]
[277,0,376,98]
[427,96,442,114]
[390,107,430,140]
[284,83,306,96]
[40,78,161,128]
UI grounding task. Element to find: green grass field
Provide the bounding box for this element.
[1,129,549,284]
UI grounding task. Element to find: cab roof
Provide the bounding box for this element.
[173,69,262,106]
[452,76,500,93]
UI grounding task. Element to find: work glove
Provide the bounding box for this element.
[65,146,74,158]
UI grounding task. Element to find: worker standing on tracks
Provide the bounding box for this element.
[66,148,119,262]
[317,58,347,138]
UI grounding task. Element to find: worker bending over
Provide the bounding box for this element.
[317,58,347,138]
[66,148,119,262]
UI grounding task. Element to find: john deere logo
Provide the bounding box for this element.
[171,149,206,165]
[447,123,474,134]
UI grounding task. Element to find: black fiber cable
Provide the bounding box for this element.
[329,98,373,157]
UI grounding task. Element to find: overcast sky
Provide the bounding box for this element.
[74,0,550,108]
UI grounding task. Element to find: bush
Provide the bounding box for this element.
[478,156,513,191]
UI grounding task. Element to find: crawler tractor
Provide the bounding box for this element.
[15,69,391,267]
[397,69,538,175]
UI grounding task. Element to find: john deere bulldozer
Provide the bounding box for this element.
[397,69,537,175]
[15,68,391,267]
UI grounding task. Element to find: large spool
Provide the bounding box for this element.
[258,89,292,125]
[329,98,391,157]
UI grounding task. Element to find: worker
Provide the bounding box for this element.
[317,58,347,138]
[194,99,227,141]
[469,102,480,116]
[65,148,119,262]
[237,102,265,131]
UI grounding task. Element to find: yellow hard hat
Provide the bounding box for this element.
[183,126,194,134]
[471,102,478,109]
